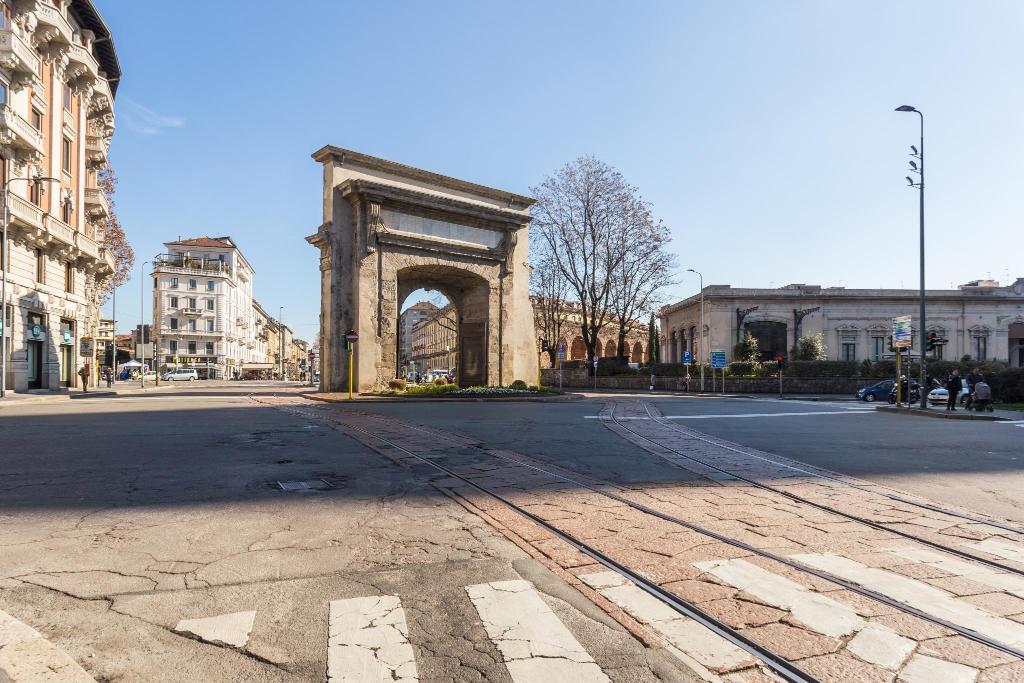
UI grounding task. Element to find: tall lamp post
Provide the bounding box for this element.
[895,105,927,409]
[686,268,705,392]
[139,260,150,388]
[278,306,284,381]
[2,176,58,399]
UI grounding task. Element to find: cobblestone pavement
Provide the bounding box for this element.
[271,395,1024,682]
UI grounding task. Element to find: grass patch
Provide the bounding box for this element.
[994,402,1024,412]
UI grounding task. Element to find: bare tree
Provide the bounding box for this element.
[529,247,572,367]
[608,218,675,362]
[531,156,655,366]
[97,167,134,303]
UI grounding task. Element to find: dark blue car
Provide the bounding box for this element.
[856,379,895,402]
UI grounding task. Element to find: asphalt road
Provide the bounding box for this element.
[360,392,1024,523]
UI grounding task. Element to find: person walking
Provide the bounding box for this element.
[972,379,993,412]
[964,367,983,409]
[946,369,963,411]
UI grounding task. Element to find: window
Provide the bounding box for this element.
[169,296,178,308]
[841,335,856,361]
[64,262,73,293]
[0,82,7,107]
[205,299,214,311]
[61,137,71,173]
[61,199,72,223]
[28,177,40,205]
[187,341,197,354]
[170,318,178,330]
[35,249,44,283]
[205,319,214,332]
[62,82,71,111]
[0,2,10,30]
[205,342,214,355]
[207,280,214,291]
[871,336,885,361]
[170,277,178,289]
[188,279,196,290]
[169,340,178,354]
[30,108,41,131]
[187,319,196,331]
[187,297,196,309]
[974,335,988,361]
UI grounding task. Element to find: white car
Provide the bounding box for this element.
[927,382,969,406]
[161,369,199,382]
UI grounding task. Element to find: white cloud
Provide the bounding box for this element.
[119,98,185,135]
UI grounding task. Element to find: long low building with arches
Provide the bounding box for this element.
[658,279,1024,366]
[534,298,650,367]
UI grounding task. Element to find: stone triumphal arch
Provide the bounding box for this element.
[307,146,538,392]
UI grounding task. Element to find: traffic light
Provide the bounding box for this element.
[926,332,937,352]
[887,335,895,353]
[776,354,785,370]
[541,338,549,352]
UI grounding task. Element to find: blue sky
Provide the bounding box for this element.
[99,1,1024,336]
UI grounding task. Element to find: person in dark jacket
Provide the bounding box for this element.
[946,369,963,411]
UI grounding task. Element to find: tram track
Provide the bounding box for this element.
[264,397,1024,673]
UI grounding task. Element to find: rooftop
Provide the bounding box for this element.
[167,236,236,249]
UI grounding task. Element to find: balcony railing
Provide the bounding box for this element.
[0,105,45,158]
[154,254,230,275]
[86,135,108,168]
[180,307,203,316]
[66,43,99,84]
[76,232,99,259]
[84,187,109,219]
[7,193,43,229]
[44,215,74,247]
[35,2,74,45]
[0,29,40,84]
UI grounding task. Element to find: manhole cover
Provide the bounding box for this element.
[277,479,332,492]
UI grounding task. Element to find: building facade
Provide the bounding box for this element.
[151,237,262,379]
[398,300,437,369]
[409,303,457,376]
[659,280,1024,366]
[534,298,649,367]
[0,0,119,392]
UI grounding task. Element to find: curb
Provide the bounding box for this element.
[874,405,1007,421]
[0,608,94,681]
[301,392,584,404]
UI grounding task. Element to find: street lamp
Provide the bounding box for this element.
[686,268,705,392]
[278,306,284,381]
[2,176,59,399]
[895,105,927,409]
[140,260,150,388]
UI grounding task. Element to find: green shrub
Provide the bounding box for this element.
[388,378,407,391]
[509,379,529,390]
[726,361,758,377]
[785,360,860,377]
[406,383,459,395]
[989,368,1024,403]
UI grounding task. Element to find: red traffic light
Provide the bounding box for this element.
[776,355,783,362]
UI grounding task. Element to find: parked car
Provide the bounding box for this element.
[856,379,895,402]
[161,369,199,382]
[927,381,970,407]
[143,370,158,380]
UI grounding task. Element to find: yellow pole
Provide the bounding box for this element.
[348,343,354,400]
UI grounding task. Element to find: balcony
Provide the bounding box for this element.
[7,193,43,230]
[44,215,75,248]
[88,78,113,119]
[85,135,108,168]
[0,29,41,90]
[154,254,230,276]
[235,317,249,328]
[0,106,45,162]
[34,2,74,47]
[76,232,99,259]
[180,307,203,316]
[65,42,99,88]
[84,187,109,220]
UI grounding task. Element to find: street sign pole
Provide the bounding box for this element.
[344,329,359,400]
[593,357,598,392]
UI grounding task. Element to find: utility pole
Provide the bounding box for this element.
[140,260,150,388]
[896,105,928,409]
[278,306,284,381]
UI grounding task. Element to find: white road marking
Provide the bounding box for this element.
[884,546,1024,597]
[0,608,95,682]
[899,653,977,683]
[966,537,1024,563]
[174,610,256,648]
[465,579,609,682]
[327,595,418,682]
[793,553,1024,648]
[578,571,755,675]
[586,410,873,420]
[694,559,915,670]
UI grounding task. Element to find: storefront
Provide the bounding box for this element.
[240,362,273,379]
[59,319,75,388]
[165,355,219,380]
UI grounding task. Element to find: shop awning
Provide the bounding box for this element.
[240,363,274,370]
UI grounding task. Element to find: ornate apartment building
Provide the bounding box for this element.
[409,303,456,375]
[0,0,119,392]
[151,237,263,380]
[659,280,1024,366]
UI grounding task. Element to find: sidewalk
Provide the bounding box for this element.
[0,382,175,406]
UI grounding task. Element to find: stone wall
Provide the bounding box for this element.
[541,367,867,395]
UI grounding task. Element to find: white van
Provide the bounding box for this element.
[162,369,199,382]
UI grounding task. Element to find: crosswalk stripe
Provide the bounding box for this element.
[694,558,915,671]
[327,595,418,682]
[578,571,755,676]
[792,553,1024,648]
[465,579,609,683]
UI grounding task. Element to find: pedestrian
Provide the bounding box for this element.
[78,364,89,393]
[972,379,993,412]
[964,367,983,409]
[945,369,963,411]
[649,371,655,391]
[105,367,112,388]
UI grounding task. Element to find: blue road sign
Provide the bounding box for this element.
[683,351,692,365]
[710,350,727,369]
